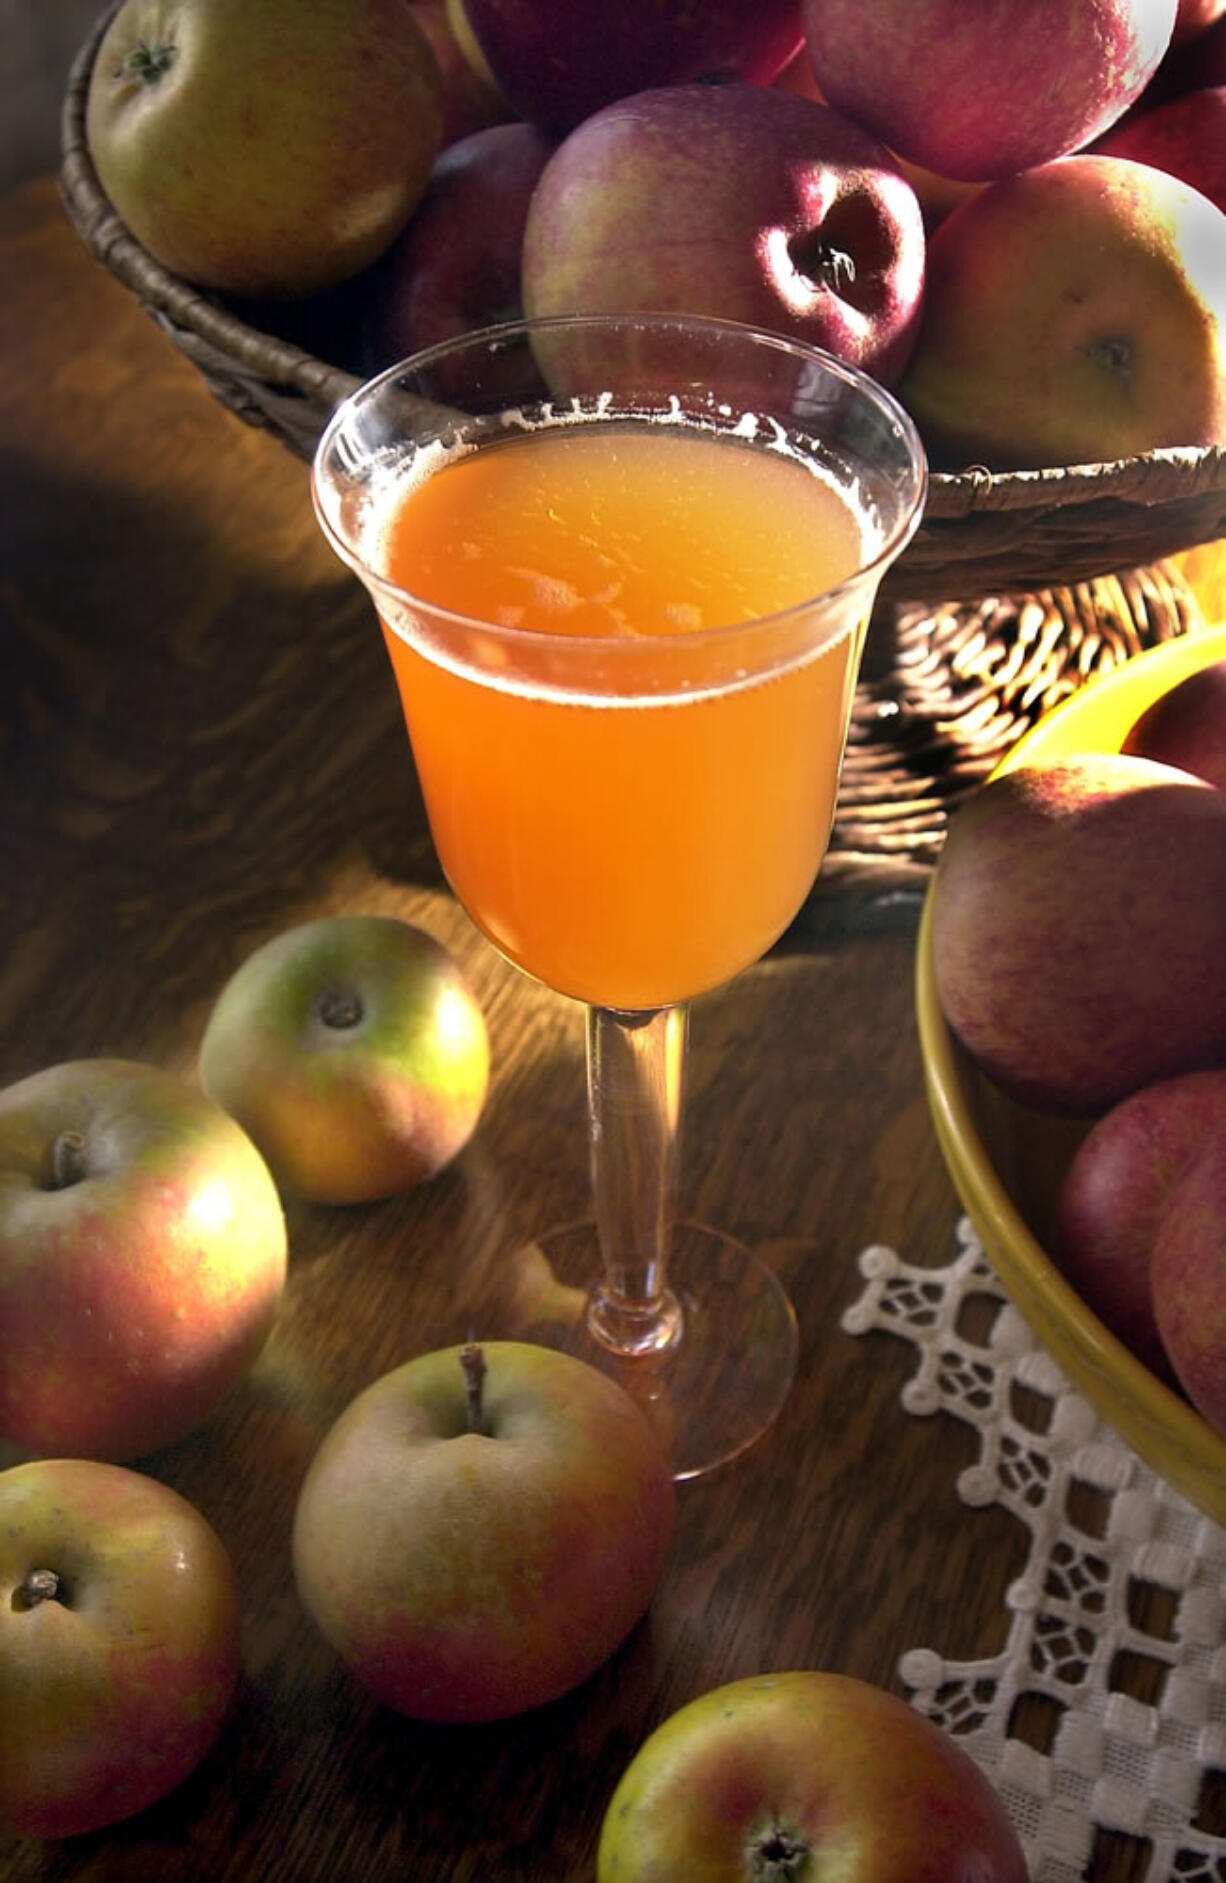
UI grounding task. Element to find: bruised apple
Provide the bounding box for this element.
[0,1060,286,1462]
[199,914,489,1205]
[1122,655,1226,787]
[596,1671,1027,1882]
[930,754,1226,1114]
[292,1341,675,1722]
[0,1459,242,1839]
[900,155,1226,469]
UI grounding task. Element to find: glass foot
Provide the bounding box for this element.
[482,1220,799,1481]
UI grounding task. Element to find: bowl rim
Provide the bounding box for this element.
[916,627,1226,1525]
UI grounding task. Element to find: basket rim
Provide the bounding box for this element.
[61,1,1226,525]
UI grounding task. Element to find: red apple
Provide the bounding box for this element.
[460,0,804,135]
[1122,654,1226,787]
[292,1340,676,1722]
[900,155,1226,470]
[366,122,556,369]
[801,0,1178,181]
[86,0,444,297]
[0,1060,287,1462]
[1173,0,1226,45]
[1095,84,1226,213]
[596,1671,1027,1881]
[1150,1137,1226,1433]
[930,754,1226,1114]
[1054,1071,1226,1377]
[198,914,490,1205]
[521,83,926,388]
[410,0,513,149]
[0,1458,242,1839]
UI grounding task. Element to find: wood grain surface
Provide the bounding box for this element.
[3,174,1220,1883]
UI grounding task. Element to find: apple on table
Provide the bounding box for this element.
[521,82,927,389]
[0,1058,287,1463]
[292,1340,676,1722]
[596,1670,1027,1881]
[198,914,490,1206]
[0,1458,242,1840]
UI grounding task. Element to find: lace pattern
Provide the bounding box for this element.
[843,1219,1226,1882]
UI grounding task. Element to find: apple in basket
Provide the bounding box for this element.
[0,1458,242,1839]
[899,154,1226,469]
[459,0,803,135]
[521,83,927,389]
[86,0,444,298]
[365,121,556,368]
[1095,85,1226,215]
[595,1671,1028,1882]
[0,1059,286,1462]
[799,0,1178,181]
[409,0,514,150]
[1122,654,1226,788]
[199,915,490,1206]
[929,754,1226,1116]
[292,1341,676,1722]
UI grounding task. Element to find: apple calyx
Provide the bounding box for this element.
[317,989,364,1032]
[48,1129,88,1190]
[118,43,178,87]
[16,1568,63,1610]
[460,1340,489,1436]
[747,1823,810,1882]
[1084,333,1132,384]
[789,230,857,299]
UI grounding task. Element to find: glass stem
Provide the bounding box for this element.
[585,1004,687,1360]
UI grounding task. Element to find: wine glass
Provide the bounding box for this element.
[312,312,926,1479]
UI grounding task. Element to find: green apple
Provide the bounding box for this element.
[85,0,444,297]
[0,1059,287,1462]
[597,1671,1027,1882]
[198,914,490,1204]
[899,153,1226,469]
[292,1340,676,1721]
[0,1458,242,1839]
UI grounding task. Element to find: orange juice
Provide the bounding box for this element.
[375,419,870,1009]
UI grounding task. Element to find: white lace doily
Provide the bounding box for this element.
[843,1219,1226,1883]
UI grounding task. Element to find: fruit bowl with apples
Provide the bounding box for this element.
[916,625,1226,1527]
[59,0,1226,609]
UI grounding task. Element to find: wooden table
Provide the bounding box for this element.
[1,174,1218,1883]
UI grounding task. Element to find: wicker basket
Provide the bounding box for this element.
[61,5,1226,608]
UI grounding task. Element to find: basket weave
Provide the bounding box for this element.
[61,5,1226,607]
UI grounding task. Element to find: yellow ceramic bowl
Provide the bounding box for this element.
[916,626,1226,1525]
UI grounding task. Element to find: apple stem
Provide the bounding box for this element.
[49,1129,87,1190]
[17,1568,62,1610]
[460,1341,488,1436]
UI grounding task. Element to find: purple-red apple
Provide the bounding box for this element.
[801,0,1178,181]
[410,0,513,149]
[86,0,444,297]
[1054,1070,1226,1377]
[521,83,927,388]
[900,155,1226,469]
[198,914,489,1205]
[1095,85,1226,213]
[1173,0,1226,44]
[366,122,555,368]
[1122,654,1226,786]
[0,1059,287,1462]
[460,0,803,135]
[1149,1137,1226,1433]
[596,1671,1027,1882]
[931,753,1226,1115]
[292,1340,676,1722]
[0,1458,242,1839]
